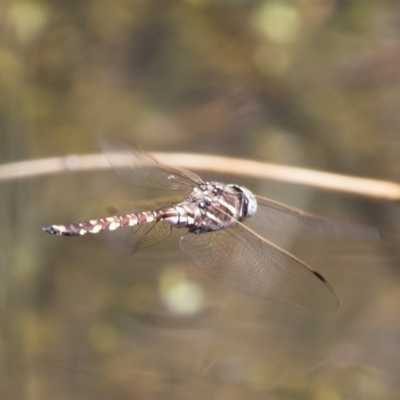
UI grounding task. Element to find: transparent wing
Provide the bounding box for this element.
[99,138,204,191]
[106,196,185,216]
[104,197,179,255]
[106,221,172,255]
[245,195,379,244]
[180,223,339,312]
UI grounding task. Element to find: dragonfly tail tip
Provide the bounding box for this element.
[42,226,58,235]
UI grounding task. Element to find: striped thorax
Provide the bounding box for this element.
[182,182,257,234]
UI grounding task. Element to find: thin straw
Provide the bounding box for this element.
[0,152,398,201]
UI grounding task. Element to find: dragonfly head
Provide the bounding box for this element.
[227,184,257,218]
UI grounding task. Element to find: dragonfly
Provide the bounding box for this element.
[43,139,379,312]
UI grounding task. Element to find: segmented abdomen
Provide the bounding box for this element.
[43,211,161,236]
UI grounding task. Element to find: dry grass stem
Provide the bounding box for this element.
[0,152,398,201]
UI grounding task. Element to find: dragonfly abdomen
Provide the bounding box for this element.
[43,211,163,236]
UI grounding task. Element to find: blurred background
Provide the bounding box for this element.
[1,0,400,399]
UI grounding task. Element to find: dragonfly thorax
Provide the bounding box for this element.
[181,182,257,234]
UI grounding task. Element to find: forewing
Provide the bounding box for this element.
[180,224,339,312]
[245,195,379,244]
[106,196,184,216]
[99,138,203,191]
